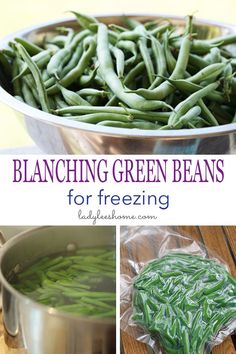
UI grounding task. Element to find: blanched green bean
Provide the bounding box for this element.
[133,253,236,354]
[12,248,115,318]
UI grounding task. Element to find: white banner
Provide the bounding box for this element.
[0,155,233,225]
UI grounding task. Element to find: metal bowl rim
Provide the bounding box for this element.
[0,14,236,139]
[0,225,116,325]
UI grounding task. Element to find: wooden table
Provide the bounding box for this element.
[121,226,236,354]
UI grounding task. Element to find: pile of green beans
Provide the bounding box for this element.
[132,253,236,353]
[2,12,236,129]
[11,247,116,318]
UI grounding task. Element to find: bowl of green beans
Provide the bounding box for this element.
[1,13,236,153]
[0,226,116,354]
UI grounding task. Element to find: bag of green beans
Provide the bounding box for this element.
[120,226,236,354]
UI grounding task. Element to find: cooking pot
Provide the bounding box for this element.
[0,226,116,354]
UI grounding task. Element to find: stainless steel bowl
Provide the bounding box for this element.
[0,226,116,354]
[1,15,236,154]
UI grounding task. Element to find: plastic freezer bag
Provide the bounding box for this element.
[120,226,236,354]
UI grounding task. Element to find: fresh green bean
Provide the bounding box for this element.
[14,37,43,55]
[97,23,171,111]
[130,34,192,100]
[47,36,96,94]
[16,43,50,112]
[65,113,132,124]
[61,44,83,76]
[54,105,170,123]
[58,85,91,106]
[110,45,125,79]
[98,119,160,129]
[136,25,155,84]
[198,98,219,126]
[22,81,38,108]
[71,11,98,30]
[77,88,108,97]
[150,36,167,88]
[13,49,52,81]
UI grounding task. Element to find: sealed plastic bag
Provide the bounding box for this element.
[120,226,236,354]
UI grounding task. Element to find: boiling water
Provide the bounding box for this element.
[11,247,116,318]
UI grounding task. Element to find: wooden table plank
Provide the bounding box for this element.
[199,226,236,277]
[223,226,236,263]
[121,226,236,354]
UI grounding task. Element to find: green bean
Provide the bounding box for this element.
[165,78,226,104]
[116,40,137,60]
[188,53,208,69]
[14,37,43,55]
[65,113,132,124]
[47,47,72,79]
[47,36,96,94]
[97,23,171,111]
[78,65,98,87]
[61,44,83,76]
[47,35,67,48]
[98,119,160,129]
[58,85,91,106]
[110,45,125,78]
[187,62,226,84]
[12,60,21,96]
[13,49,52,81]
[163,31,177,73]
[173,34,236,54]
[1,48,16,59]
[123,17,141,29]
[44,77,56,89]
[209,47,222,63]
[150,36,167,88]
[198,99,219,126]
[108,24,126,33]
[47,29,90,79]
[77,88,108,97]
[54,105,170,123]
[125,61,145,87]
[169,106,202,129]
[150,22,171,36]
[15,43,50,112]
[117,29,140,41]
[71,11,98,30]
[130,34,192,100]
[136,25,155,84]
[21,81,38,108]
[42,68,50,81]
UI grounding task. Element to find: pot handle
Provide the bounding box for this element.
[0,231,6,247]
[0,231,6,310]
